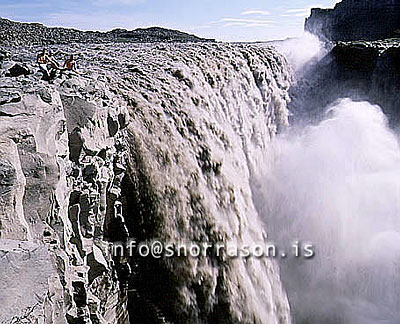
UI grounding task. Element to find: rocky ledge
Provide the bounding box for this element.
[0,45,131,323]
[0,17,214,47]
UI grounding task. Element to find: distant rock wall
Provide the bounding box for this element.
[305,0,400,41]
[0,18,213,47]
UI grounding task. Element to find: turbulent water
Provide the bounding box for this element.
[3,41,298,324]
[256,35,400,323]
[92,43,294,323]
[76,37,399,323]
[3,33,397,324]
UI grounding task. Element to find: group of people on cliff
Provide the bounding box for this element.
[37,48,80,81]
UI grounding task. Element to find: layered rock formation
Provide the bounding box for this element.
[305,0,400,41]
[0,40,292,324]
[0,18,213,47]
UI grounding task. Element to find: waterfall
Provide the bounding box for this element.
[1,41,298,323]
[255,97,400,323]
[99,42,295,323]
[3,21,399,324]
[248,34,400,323]
[272,32,328,74]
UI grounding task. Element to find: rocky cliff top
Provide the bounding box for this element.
[0,17,214,46]
[305,0,400,41]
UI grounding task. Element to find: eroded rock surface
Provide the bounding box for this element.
[0,240,55,323]
[0,46,130,324]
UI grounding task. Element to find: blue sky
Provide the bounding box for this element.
[0,0,340,41]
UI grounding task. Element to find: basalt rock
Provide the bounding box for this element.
[0,17,214,47]
[6,63,30,77]
[0,47,131,324]
[305,0,400,41]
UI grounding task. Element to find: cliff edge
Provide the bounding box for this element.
[305,0,400,41]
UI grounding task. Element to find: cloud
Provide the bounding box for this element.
[219,18,275,28]
[241,10,271,16]
[204,17,275,29]
[91,0,146,6]
[282,4,324,17]
[220,18,275,24]
[43,12,137,31]
[190,24,213,30]
[0,3,48,9]
[285,8,309,14]
[281,13,310,17]
[223,22,273,28]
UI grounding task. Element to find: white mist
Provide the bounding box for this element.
[255,99,400,323]
[272,32,328,74]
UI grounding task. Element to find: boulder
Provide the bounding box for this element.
[6,63,31,77]
[0,90,21,106]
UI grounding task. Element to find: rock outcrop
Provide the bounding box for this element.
[305,0,400,41]
[0,17,214,47]
[0,46,131,323]
[1,40,293,324]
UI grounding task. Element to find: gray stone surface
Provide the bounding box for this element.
[0,240,55,324]
[0,47,131,323]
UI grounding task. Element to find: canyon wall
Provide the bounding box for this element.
[305,0,400,41]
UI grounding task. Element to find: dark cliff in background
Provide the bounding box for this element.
[305,0,400,41]
[298,0,400,127]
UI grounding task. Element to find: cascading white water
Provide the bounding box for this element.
[255,98,400,323]
[272,32,328,74]
[1,42,298,324]
[81,42,294,323]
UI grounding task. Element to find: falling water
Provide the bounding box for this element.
[245,32,400,323]
[272,32,328,74]
[256,98,400,323]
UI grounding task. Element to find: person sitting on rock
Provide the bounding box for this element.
[48,50,61,75]
[37,48,51,79]
[37,48,59,80]
[63,54,80,74]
